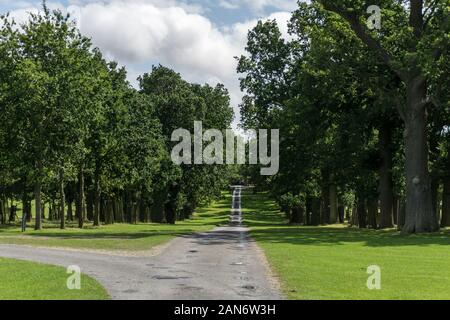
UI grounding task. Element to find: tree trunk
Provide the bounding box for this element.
[34,182,42,229]
[108,200,114,224]
[67,201,73,221]
[367,198,378,229]
[329,182,338,224]
[102,198,108,224]
[93,170,100,227]
[290,206,304,224]
[27,201,31,222]
[131,194,138,224]
[49,202,53,221]
[139,195,147,223]
[345,206,351,222]
[41,202,45,220]
[22,194,30,223]
[112,198,118,222]
[305,197,312,226]
[350,205,358,226]
[9,205,17,223]
[398,200,406,231]
[93,191,100,226]
[66,183,75,221]
[0,198,4,225]
[146,206,151,222]
[431,178,440,222]
[77,168,85,229]
[22,179,30,223]
[59,170,65,230]
[183,203,194,220]
[338,205,345,223]
[117,197,124,223]
[441,180,450,227]
[378,123,394,229]
[34,160,43,230]
[123,191,131,223]
[321,184,330,224]
[51,200,57,221]
[310,198,321,226]
[393,196,399,225]
[357,198,367,229]
[86,191,94,222]
[151,201,165,223]
[2,197,6,225]
[165,202,176,225]
[402,77,439,233]
[1,198,6,225]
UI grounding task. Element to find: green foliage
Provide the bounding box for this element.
[0,194,231,250]
[140,65,234,216]
[237,0,449,231]
[0,5,234,229]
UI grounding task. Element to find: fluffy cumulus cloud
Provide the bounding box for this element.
[5,0,294,127]
[219,0,298,13]
[78,2,238,77]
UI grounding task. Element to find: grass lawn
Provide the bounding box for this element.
[242,191,450,300]
[0,258,109,300]
[0,193,230,251]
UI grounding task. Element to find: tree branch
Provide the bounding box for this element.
[431,15,449,60]
[317,1,408,82]
[409,0,424,38]
[395,95,407,122]
[423,0,439,31]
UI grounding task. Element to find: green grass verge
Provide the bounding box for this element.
[0,258,109,300]
[0,194,230,251]
[242,191,450,300]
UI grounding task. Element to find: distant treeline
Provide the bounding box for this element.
[0,5,234,229]
[238,1,450,234]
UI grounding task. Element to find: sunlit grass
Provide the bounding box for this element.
[243,191,450,300]
[0,193,231,251]
[0,258,109,300]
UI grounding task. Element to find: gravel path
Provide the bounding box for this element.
[0,187,283,300]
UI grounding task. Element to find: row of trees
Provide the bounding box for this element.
[238,0,449,233]
[0,5,234,230]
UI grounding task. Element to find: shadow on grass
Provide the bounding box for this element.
[242,191,450,248]
[250,227,450,248]
[0,228,198,239]
[32,230,201,240]
[0,210,231,241]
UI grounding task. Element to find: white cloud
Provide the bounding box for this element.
[6,0,293,128]
[219,0,298,13]
[218,0,240,10]
[0,0,34,7]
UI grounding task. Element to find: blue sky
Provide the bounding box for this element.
[0,0,298,127]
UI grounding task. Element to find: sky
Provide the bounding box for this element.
[0,0,299,128]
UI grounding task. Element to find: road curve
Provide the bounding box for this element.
[0,188,283,300]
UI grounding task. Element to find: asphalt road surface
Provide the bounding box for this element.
[0,187,282,300]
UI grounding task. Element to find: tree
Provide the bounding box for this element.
[237,0,448,233]
[316,0,449,233]
[0,4,236,230]
[140,66,233,223]
[1,5,132,229]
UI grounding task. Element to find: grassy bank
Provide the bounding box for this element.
[0,194,230,251]
[242,191,450,300]
[0,258,109,300]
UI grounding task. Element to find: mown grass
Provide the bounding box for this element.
[242,191,450,300]
[0,258,109,300]
[0,193,230,251]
